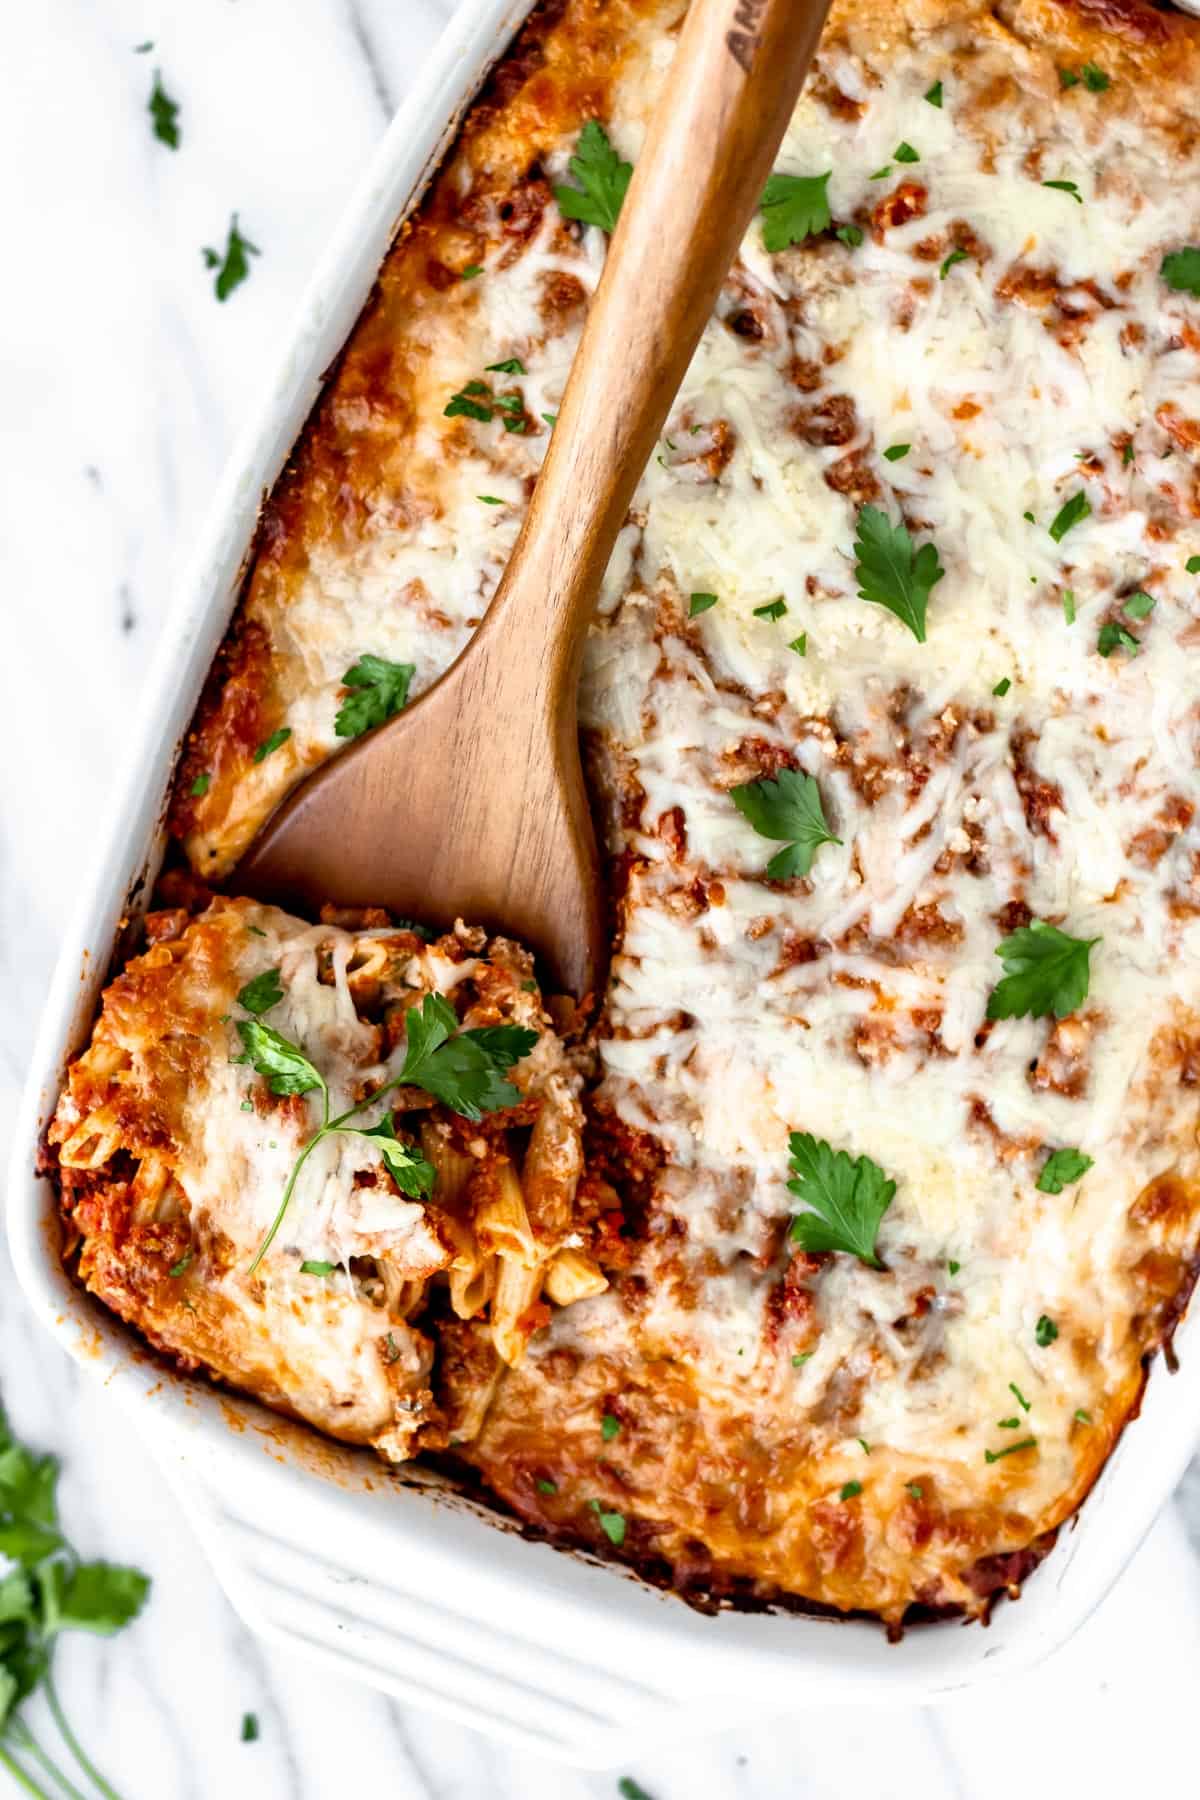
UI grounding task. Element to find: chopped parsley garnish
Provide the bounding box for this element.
[986,919,1100,1021]
[792,1352,813,1366]
[554,122,631,233]
[894,142,919,164]
[334,655,414,740]
[601,1415,620,1441]
[0,1401,150,1798]
[446,381,493,422]
[1036,1147,1093,1194]
[907,1482,925,1499]
[485,357,526,375]
[836,224,864,248]
[1049,491,1091,542]
[857,1438,871,1455]
[536,1478,558,1495]
[239,990,532,1268]
[1009,1381,1032,1412]
[940,248,967,280]
[1043,179,1083,204]
[985,1437,1036,1463]
[992,677,1011,697]
[689,592,718,617]
[1123,442,1135,466]
[1024,510,1036,523]
[541,412,558,427]
[202,215,260,301]
[870,165,892,181]
[1188,556,1200,574]
[925,80,943,106]
[1062,588,1077,624]
[169,1250,193,1278]
[1035,1314,1059,1347]
[1059,67,1080,88]
[883,443,910,462]
[787,1132,895,1267]
[478,495,504,505]
[251,726,291,764]
[789,634,808,657]
[752,598,788,622]
[242,1713,259,1743]
[149,70,180,148]
[1162,248,1200,295]
[237,968,284,1016]
[1098,621,1139,657]
[948,1259,960,1275]
[730,768,841,880]
[853,504,944,642]
[190,772,211,797]
[839,1481,863,1500]
[618,1780,654,1800]
[997,1417,1021,1430]
[1074,1409,1093,1425]
[300,1260,335,1277]
[1123,591,1155,620]
[1082,62,1110,91]
[588,1500,626,1546]
[759,171,832,251]
[461,264,483,279]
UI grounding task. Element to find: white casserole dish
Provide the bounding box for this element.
[10,0,1200,1763]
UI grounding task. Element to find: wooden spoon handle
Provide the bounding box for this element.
[480,0,831,699]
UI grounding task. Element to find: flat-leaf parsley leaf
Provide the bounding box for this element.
[986,919,1100,1021]
[1036,1147,1094,1193]
[787,1133,896,1267]
[335,655,415,739]
[759,171,831,252]
[853,504,944,642]
[730,768,841,880]
[554,122,631,233]
[1162,247,1200,296]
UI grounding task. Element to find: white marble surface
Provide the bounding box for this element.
[4,2,1200,1795]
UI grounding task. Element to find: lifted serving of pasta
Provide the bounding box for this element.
[50,899,592,1462]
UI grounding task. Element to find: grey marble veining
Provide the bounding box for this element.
[3,3,1200,1796]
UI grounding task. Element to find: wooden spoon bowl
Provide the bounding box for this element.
[237,0,832,1000]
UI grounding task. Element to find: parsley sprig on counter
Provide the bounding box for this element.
[853,505,944,642]
[554,122,631,233]
[0,1403,149,1800]
[787,1134,896,1267]
[730,768,841,880]
[986,919,1100,1021]
[236,989,534,1270]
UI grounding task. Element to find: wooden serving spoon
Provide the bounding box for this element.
[238,0,831,999]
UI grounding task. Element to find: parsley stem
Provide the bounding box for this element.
[42,1677,123,1800]
[8,1719,89,1800]
[247,1116,328,1274]
[0,1737,59,1800]
[247,1071,406,1271]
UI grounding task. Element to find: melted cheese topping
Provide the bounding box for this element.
[164,0,1200,1620]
